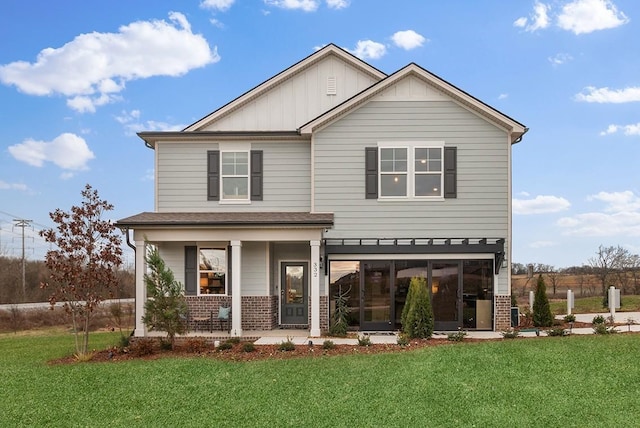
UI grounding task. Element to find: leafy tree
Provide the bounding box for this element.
[401,276,434,339]
[142,246,188,349]
[533,274,553,327]
[40,184,123,356]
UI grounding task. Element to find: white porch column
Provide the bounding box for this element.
[134,240,146,337]
[231,240,242,337]
[310,240,321,337]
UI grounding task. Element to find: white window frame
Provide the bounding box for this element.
[377,141,445,200]
[198,247,227,296]
[219,143,250,204]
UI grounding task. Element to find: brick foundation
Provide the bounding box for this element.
[186,295,278,332]
[495,295,511,331]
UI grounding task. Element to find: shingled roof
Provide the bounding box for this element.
[115,212,334,228]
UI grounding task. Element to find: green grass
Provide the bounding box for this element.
[549,294,640,315]
[2,331,640,427]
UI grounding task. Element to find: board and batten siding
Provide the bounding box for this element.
[156,140,311,212]
[203,54,379,132]
[314,100,510,239]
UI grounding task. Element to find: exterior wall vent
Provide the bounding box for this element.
[326,76,337,95]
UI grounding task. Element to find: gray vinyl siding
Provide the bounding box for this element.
[314,100,509,239]
[158,243,186,287]
[156,140,310,212]
[241,241,268,296]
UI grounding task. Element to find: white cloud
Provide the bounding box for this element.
[115,109,184,135]
[348,40,387,60]
[557,190,640,236]
[513,195,571,214]
[0,12,218,113]
[548,53,573,66]
[264,0,319,12]
[576,86,640,103]
[514,1,550,32]
[391,30,427,50]
[600,123,640,136]
[200,0,235,11]
[557,0,628,35]
[0,180,28,191]
[326,0,349,9]
[8,133,95,171]
[142,169,155,181]
[498,93,509,100]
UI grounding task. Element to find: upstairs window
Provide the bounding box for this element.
[221,151,249,200]
[377,143,444,199]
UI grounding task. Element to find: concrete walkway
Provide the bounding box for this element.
[253,312,640,345]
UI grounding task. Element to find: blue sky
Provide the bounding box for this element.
[1,0,638,268]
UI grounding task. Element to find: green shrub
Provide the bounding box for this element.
[546,328,567,337]
[533,275,553,327]
[401,276,434,339]
[278,339,296,351]
[563,314,576,323]
[322,340,335,350]
[447,330,467,342]
[592,315,616,335]
[501,328,520,339]
[592,315,606,324]
[357,335,372,346]
[217,341,233,351]
[329,288,350,337]
[396,333,409,347]
[242,342,256,353]
[226,337,241,345]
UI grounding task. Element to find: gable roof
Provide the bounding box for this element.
[299,63,528,143]
[183,44,387,132]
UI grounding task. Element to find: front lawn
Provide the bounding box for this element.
[1,331,639,427]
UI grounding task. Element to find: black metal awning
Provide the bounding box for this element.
[323,238,505,274]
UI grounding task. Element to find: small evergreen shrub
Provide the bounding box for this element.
[546,328,567,337]
[447,330,467,342]
[396,333,410,347]
[217,341,234,351]
[592,315,616,335]
[533,275,553,327]
[401,276,434,339]
[278,338,296,351]
[242,342,256,353]
[322,340,335,350]
[226,337,241,345]
[501,328,520,339]
[592,315,606,325]
[357,335,372,346]
[329,288,350,337]
[563,314,576,323]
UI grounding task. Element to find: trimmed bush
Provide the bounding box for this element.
[401,276,434,339]
[533,275,553,327]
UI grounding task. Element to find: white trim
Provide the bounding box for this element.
[134,240,147,337]
[230,241,242,337]
[310,240,321,336]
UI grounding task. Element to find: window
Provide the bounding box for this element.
[378,143,444,199]
[199,248,226,295]
[221,151,249,200]
[207,150,263,202]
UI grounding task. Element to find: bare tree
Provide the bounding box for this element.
[40,184,123,357]
[588,245,626,296]
[546,266,562,297]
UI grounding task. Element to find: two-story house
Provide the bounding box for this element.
[116,43,527,338]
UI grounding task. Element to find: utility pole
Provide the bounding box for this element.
[13,219,32,301]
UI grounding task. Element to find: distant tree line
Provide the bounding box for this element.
[0,255,134,304]
[512,245,640,296]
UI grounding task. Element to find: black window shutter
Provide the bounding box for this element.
[365,147,378,199]
[250,150,263,201]
[226,246,232,296]
[444,147,457,199]
[207,150,220,201]
[185,246,198,296]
